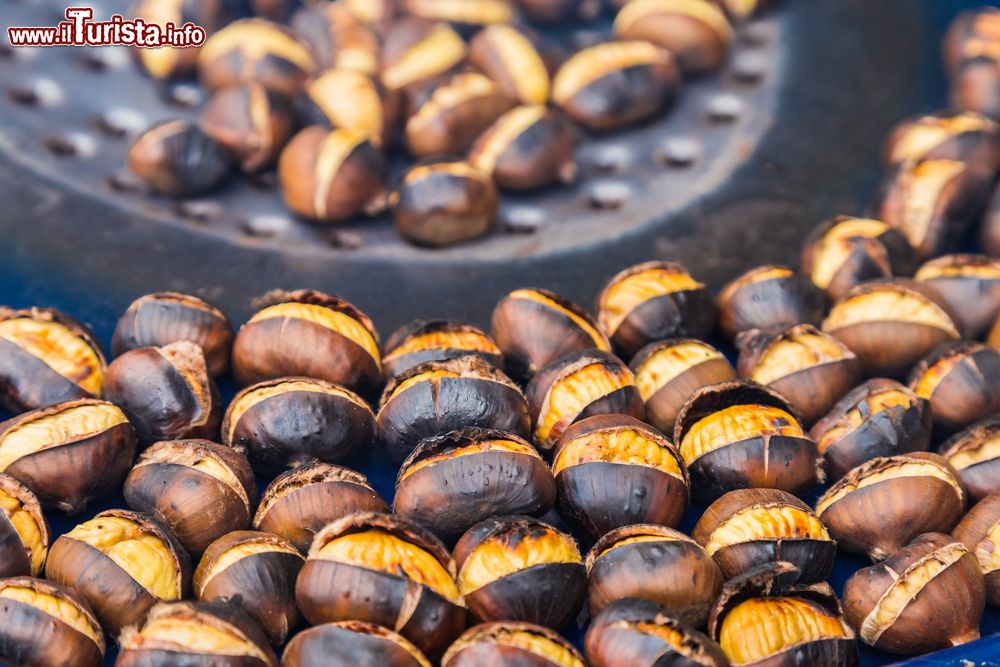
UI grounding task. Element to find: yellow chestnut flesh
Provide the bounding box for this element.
[0,318,102,396]
[200,22,315,72]
[615,0,733,41]
[0,585,103,646]
[249,302,379,362]
[680,404,805,465]
[599,267,703,336]
[823,290,958,335]
[386,330,500,360]
[458,529,581,595]
[0,488,45,573]
[889,114,996,163]
[471,106,549,175]
[816,461,963,515]
[0,402,127,471]
[635,341,724,401]
[948,435,1000,471]
[552,428,683,478]
[466,627,584,667]
[554,41,672,106]
[751,332,853,385]
[198,539,301,592]
[720,597,850,665]
[810,218,891,289]
[127,614,270,661]
[382,24,466,91]
[816,388,917,454]
[916,261,1000,280]
[704,505,830,556]
[913,354,963,399]
[895,160,968,244]
[536,362,634,445]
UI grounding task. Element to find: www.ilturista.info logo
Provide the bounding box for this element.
[7,8,206,48]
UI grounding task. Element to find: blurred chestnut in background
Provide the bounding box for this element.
[940,415,1000,502]
[716,265,826,341]
[586,524,722,626]
[552,414,688,540]
[291,2,380,74]
[0,473,48,577]
[284,621,432,667]
[127,119,232,197]
[112,292,233,377]
[443,622,585,667]
[201,83,296,172]
[518,0,599,22]
[953,57,1000,121]
[815,452,965,560]
[613,0,733,73]
[953,492,1000,607]
[382,320,503,380]
[468,25,552,105]
[403,0,515,27]
[884,110,1000,173]
[130,0,246,79]
[811,378,931,481]
[299,69,397,148]
[381,18,467,92]
[0,398,135,514]
[915,254,1000,338]
[943,7,1000,73]
[0,307,105,414]
[908,341,1000,432]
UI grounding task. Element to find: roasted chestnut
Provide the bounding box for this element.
[0,474,48,577]
[116,599,278,667]
[468,106,577,191]
[194,530,304,645]
[300,70,397,148]
[953,492,1000,606]
[736,324,861,425]
[800,215,917,300]
[614,0,733,73]
[443,622,586,667]
[468,25,552,105]
[295,512,465,657]
[908,341,1000,432]
[231,290,381,396]
[391,160,499,247]
[253,462,389,552]
[914,253,1000,338]
[0,577,104,667]
[382,320,503,379]
[395,428,555,541]
[0,398,136,513]
[403,0,515,27]
[123,439,257,554]
[953,57,1000,122]
[491,287,611,380]
[377,355,529,462]
[223,377,374,473]
[940,415,1000,502]
[454,516,585,628]
[814,452,965,560]
[708,562,858,667]
[291,3,380,74]
[284,621,432,667]
[596,261,716,359]
[46,509,190,635]
[884,111,1000,173]
[811,378,931,481]
[553,40,680,131]
[103,341,221,446]
[0,306,106,414]
[527,349,644,453]
[517,0,596,22]
[843,532,985,655]
[198,18,316,97]
[716,265,826,341]
[130,0,244,79]
[631,338,736,434]
[112,292,233,377]
[693,488,835,584]
[345,0,399,28]
[381,18,467,92]
[127,119,232,197]
[821,280,960,378]
[585,598,728,667]
[552,414,688,540]
[201,83,296,172]
[585,524,722,626]
[674,380,819,501]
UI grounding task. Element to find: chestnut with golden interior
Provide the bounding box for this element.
[201,83,296,173]
[916,254,1000,339]
[442,622,585,667]
[613,0,733,73]
[843,533,985,655]
[940,415,1000,502]
[284,621,432,667]
[468,25,552,105]
[552,414,688,540]
[0,473,48,577]
[290,2,380,74]
[908,341,1000,432]
[381,18,467,92]
[295,512,465,658]
[382,320,503,380]
[403,0,514,26]
[299,69,397,148]
[716,265,826,341]
[884,111,1000,172]
[953,492,1000,607]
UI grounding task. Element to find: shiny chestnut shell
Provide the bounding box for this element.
[126,120,232,197]
[883,110,1000,172]
[112,292,233,377]
[908,340,1000,432]
[953,492,1000,607]
[284,621,432,667]
[915,254,1000,338]
[939,415,1000,502]
[382,320,503,380]
[467,25,553,105]
[380,18,467,92]
[613,0,733,73]
[442,622,586,667]
[201,83,296,173]
[0,473,49,577]
[716,265,826,341]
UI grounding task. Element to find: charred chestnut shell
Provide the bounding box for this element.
[0,398,136,514]
[253,462,389,552]
[201,83,296,173]
[613,0,733,73]
[290,2,380,74]
[491,287,611,381]
[46,509,190,635]
[0,474,48,578]
[0,306,106,414]
[585,598,728,667]
[811,378,931,481]
[596,261,716,360]
[940,415,1000,502]
[194,530,304,646]
[126,120,232,197]
[953,492,1000,607]
[586,524,723,626]
[915,253,1000,338]
[232,290,381,396]
[382,320,503,380]
[453,515,586,629]
[377,355,530,463]
[716,265,826,341]
[843,532,985,655]
[380,18,467,92]
[674,381,819,502]
[284,620,432,667]
[693,488,835,584]
[112,292,233,377]
[815,452,966,561]
[552,414,688,540]
[0,577,104,667]
[295,512,465,658]
[223,376,375,473]
[468,25,552,105]
[908,340,1000,432]
[395,428,555,542]
[884,110,1000,173]
[299,69,397,149]
[442,622,586,667]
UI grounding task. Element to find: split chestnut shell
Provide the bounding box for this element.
[908,341,1000,432]
[952,492,1000,606]
[283,621,432,667]
[939,415,1000,502]
[442,622,586,667]
[914,254,1000,338]
[0,473,49,577]
[382,320,503,380]
[613,0,733,73]
[716,265,826,341]
[467,25,552,105]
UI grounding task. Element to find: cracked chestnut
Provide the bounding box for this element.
[284,621,432,667]
[291,3,380,74]
[674,380,819,501]
[908,341,1000,432]
[0,306,105,414]
[443,622,585,667]
[884,111,1000,174]
[382,320,503,380]
[0,474,48,577]
[552,414,688,540]
[295,512,465,657]
[123,439,257,554]
[585,598,728,667]
[394,428,555,541]
[381,18,467,92]
[915,253,1000,338]
[403,0,515,28]
[127,120,232,197]
[953,492,1000,606]
[232,290,381,396]
[377,355,529,462]
[46,509,190,635]
[454,516,585,628]
[194,530,304,645]
[130,0,245,79]
[717,265,826,341]
[299,70,398,149]
[843,532,985,655]
[103,341,221,446]
[613,0,733,73]
[468,25,552,106]
[201,83,296,173]
[814,452,965,560]
[586,524,722,626]
[112,292,233,378]
[940,415,1000,502]
[345,0,399,29]
[253,462,389,552]
[597,261,716,360]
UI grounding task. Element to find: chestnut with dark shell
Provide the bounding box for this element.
[940,415,1000,502]
[884,110,1000,173]
[126,120,232,197]
[382,320,503,380]
[298,69,398,149]
[290,2,380,74]
[283,621,432,667]
[0,473,49,578]
[908,340,1000,432]
[130,0,246,79]
[380,18,467,92]
[953,492,1000,606]
[716,265,826,341]
[914,254,1000,338]
[201,83,296,173]
[442,622,586,667]
[467,25,553,105]
[613,0,733,73]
